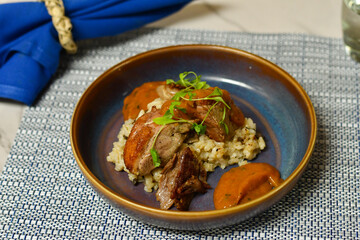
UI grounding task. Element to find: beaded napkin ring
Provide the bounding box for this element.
[42,0,77,54]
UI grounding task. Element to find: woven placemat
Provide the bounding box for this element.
[0,28,359,239]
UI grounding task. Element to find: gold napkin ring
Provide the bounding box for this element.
[43,0,78,54]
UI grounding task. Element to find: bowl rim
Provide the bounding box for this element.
[70,44,317,219]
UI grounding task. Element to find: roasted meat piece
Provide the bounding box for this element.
[190,101,239,142]
[156,147,210,210]
[155,122,192,162]
[124,107,192,176]
[179,87,245,142]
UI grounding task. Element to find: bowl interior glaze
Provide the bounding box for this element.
[71,45,316,226]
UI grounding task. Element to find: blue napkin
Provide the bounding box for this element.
[0,0,192,105]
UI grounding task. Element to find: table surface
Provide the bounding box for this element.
[0,0,342,172]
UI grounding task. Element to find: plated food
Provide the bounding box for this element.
[107,71,282,210]
[71,45,316,229]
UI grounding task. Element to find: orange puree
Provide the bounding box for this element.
[213,163,283,209]
[122,81,165,120]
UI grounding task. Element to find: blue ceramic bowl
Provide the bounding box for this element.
[70,45,317,230]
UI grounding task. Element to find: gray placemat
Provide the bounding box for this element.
[0,28,359,239]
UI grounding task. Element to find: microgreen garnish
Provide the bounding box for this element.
[150,148,161,167]
[181,87,230,109]
[172,91,189,101]
[150,71,232,164]
[150,125,165,167]
[166,71,210,90]
[153,111,189,125]
[207,87,223,97]
[192,122,207,135]
[220,106,229,135]
[168,101,186,115]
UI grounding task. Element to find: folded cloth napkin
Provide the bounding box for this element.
[0,0,192,105]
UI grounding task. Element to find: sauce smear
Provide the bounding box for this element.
[122,81,164,120]
[213,163,283,209]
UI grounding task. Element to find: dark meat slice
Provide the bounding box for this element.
[155,122,192,163]
[193,102,239,142]
[124,108,192,176]
[182,87,245,142]
[156,147,210,210]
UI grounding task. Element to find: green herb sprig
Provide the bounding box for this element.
[150,71,231,166]
[220,106,229,135]
[150,125,165,168]
[166,71,210,90]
